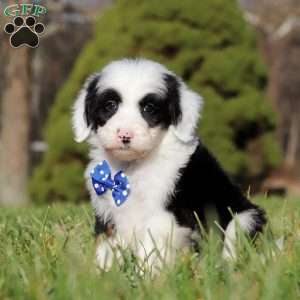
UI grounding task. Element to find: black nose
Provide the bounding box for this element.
[122,137,131,145]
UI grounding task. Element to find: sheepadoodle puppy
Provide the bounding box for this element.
[72,58,266,272]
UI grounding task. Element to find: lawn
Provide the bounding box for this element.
[1,197,300,300]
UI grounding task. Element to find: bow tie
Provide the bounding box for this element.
[90,160,130,207]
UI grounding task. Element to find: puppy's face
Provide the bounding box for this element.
[73,59,202,162]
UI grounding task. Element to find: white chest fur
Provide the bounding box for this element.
[86,132,197,258]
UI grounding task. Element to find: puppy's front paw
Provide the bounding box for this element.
[95,239,114,271]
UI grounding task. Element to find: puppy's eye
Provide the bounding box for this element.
[103,100,118,113]
[143,103,158,114]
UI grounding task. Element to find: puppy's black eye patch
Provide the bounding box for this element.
[85,78,121,129]
[142,94,161,114]
[139,74,182,129]
[98,90,120,116]
[103,99,119,114]
[139,93,170,128]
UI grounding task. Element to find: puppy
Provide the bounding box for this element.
[72,58,266,272]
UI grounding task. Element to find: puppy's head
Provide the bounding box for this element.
[72,59,202,161]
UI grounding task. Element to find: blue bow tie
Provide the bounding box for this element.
[90,160,130,207]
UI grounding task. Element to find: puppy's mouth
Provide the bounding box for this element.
[105,146,147,161]
[105,145,132,151]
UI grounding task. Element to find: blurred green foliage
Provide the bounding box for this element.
[29,0,281,203]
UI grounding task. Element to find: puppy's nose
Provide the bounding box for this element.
[117,129,134,144]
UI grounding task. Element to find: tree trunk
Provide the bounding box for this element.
[285,114,299,168]
[241,1,300,190]
[266,31,300,178]
[0,44,31,205]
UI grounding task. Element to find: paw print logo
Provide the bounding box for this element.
[4,16,45,48]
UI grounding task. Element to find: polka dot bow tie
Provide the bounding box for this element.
[90,160,130,207]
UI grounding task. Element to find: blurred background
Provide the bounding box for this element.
[0,0,299,206]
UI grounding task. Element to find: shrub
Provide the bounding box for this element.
[29,0,281,203]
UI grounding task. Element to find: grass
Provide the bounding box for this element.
[1,196,300,300]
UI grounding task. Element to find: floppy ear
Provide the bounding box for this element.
[72,75,99,143]
[171,84,203,143]
[72,89,91,143]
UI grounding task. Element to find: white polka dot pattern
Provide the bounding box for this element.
[90,160,130,207]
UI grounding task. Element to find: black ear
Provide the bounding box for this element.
[165,74,203,143]
[72,74,100,143]
[84,75,101,130]
[163,73,182,126]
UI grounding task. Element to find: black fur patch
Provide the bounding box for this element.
[139,93,172,128]
[163,73,182,126]
[139,73,182,129]
[166,142,267,233]
[248,208,267,238]
[94,215,107,236]
[84,76,122,130]
[94,215,116,237]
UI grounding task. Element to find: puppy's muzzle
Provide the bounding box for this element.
[117,129,134,145]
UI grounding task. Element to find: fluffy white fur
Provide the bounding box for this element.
[88,129,195,271]
[72,58,255,271]
[222,209,258,260]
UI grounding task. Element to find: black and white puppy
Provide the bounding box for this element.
[72,58,266,271]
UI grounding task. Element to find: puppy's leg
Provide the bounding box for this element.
[94,216,122,271]
[222,208,266,260]
[136,215,191,274]
[95,235,116,271]
[136,231,173,275]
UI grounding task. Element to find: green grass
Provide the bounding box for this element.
[1,197,300,300]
